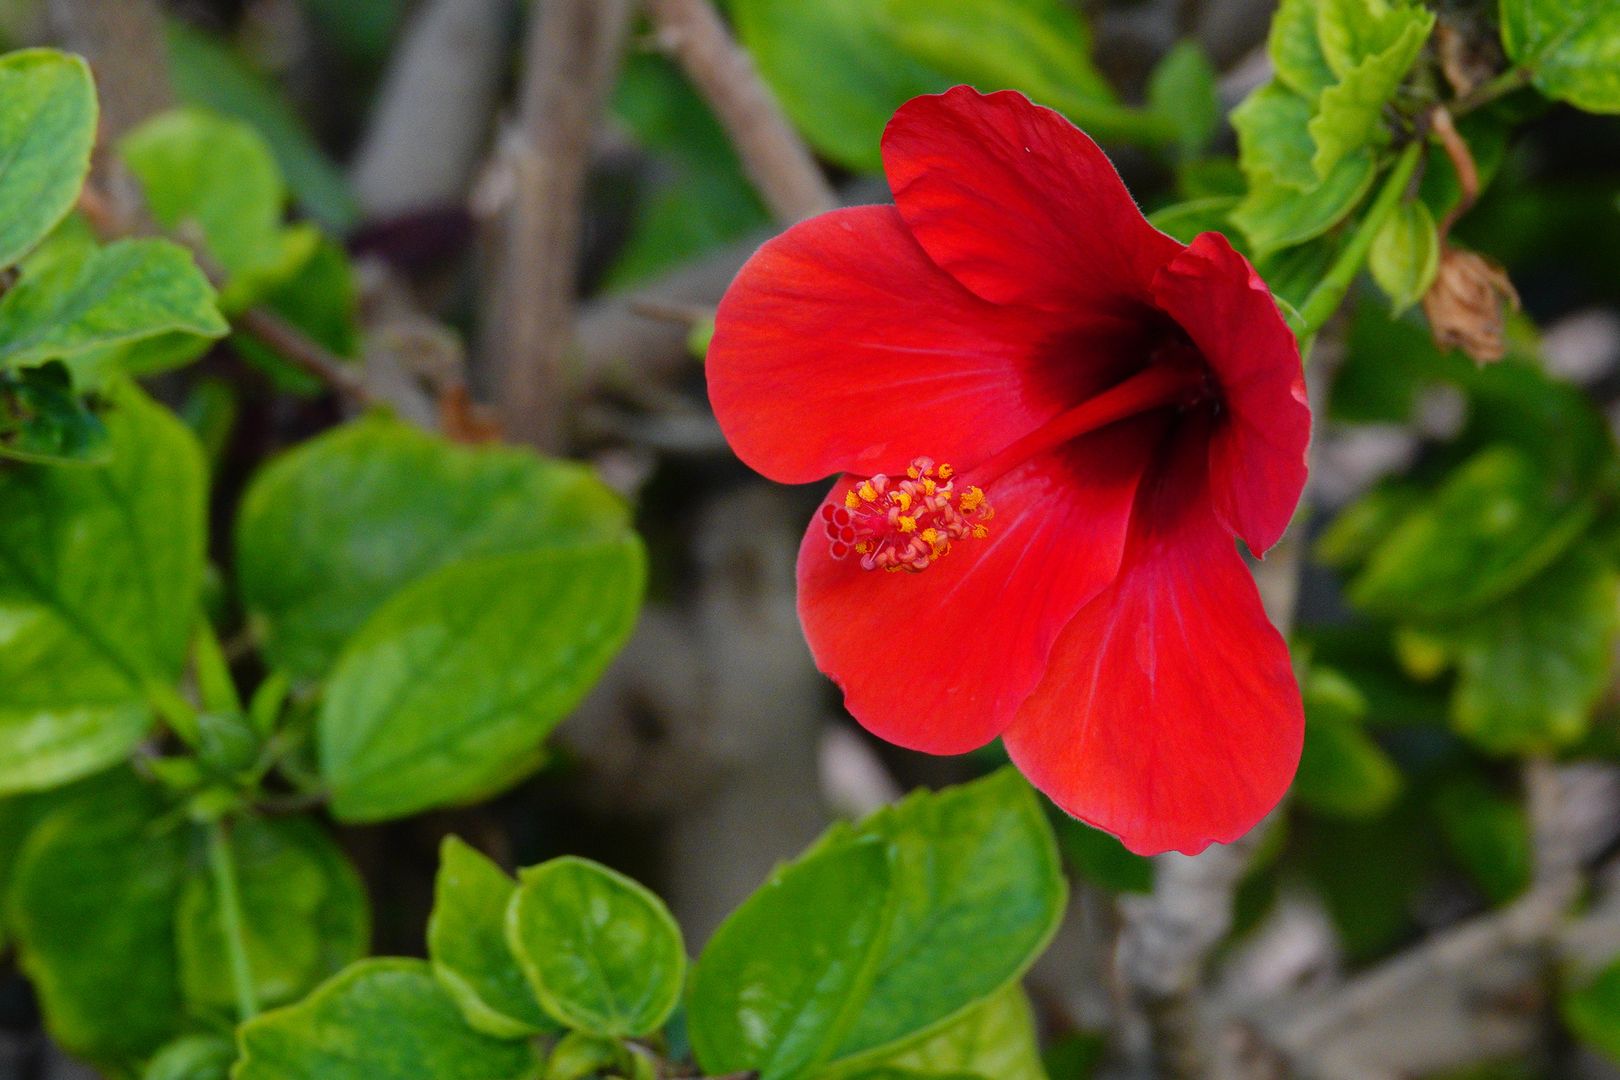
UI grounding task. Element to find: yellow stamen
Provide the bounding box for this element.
[922,477,937,495]
[920,528,940,545]
[897,516,917,533]
[971,524,989,539]
[858,481,878,502]
[844,490,860,510]
[889,490,912,511]
[959,486,985,512]
[906,464,921,479]
[937,464,954,480]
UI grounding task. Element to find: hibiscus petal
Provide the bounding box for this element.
[1003,423,1303,856]
[882,86,1181,314]
[798,421,1162,755]
[1151,231,1310,554]
[708,205,1098,485]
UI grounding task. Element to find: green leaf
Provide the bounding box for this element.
[0,239,225,372]
[143,1034,235,1080]
[1147,198,1238,246]
[0,360,109,463]
[883,0,1117,122]
[235,959,544,1080]
[1433,774,1531,903]
[1566,959,1620,1065]
[0,384,206,794]
[236,415,632,678]
[0,49,96,269]
[546,1032,632,1080]
[1234,147,1377,254]
[690,838,896,1080]
[177,816,369,1013]
[8,774,187,1066]
[730,0,948,172]
[1368,200,1440,312]
[1055,817,1154,893]
[1233,83,1319,190]
[1308,6,1432,179]
[1499,0,1620,114]
[1440,547,1619,754]
[1269,0,1335,97]
[1293,668,1402,819]
[1147,42,1219,157]
[231,235,360,393]
[1317,0,1428,79]
[827,985,1045,1080]
[166,21,361,232]
[318,540,645,821]
[828,769,1066,1065]
[506,856,685,1038]
[429,837,554,1038]
[1349,446,1595,620]
[120,108,311,310]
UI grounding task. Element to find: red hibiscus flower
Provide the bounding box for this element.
[706,86,1310,855]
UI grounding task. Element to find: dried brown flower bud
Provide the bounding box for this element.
[1423,246,1521,364]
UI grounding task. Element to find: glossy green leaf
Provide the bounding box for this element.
[178,816,369,1013]
[1433,775,1531,903]
[1566,959,1620,1065]
[8,775,187,1066]
[143,1034,235,1080]
[236,415,632,678]
[0,239,225,372]
[1056,816,1154,894]
[689,838,895,1080]
[0,385,206,794]
[730,0,948,172]
[1369,200,1440,312]
[1147,41,1219,157]
[507,856,685,1037]
[1269,0,1335,97]
[166,21,360,231]
[1500,0,1620,114]
[827,985,1044,1080]
[1308,5,1432,178]
[0,49,96,269]
[546,1032,631,1080]
[429,836,553,1038]
[1293,669,1401,819]
[318,540,645,821]
[829,769,1066,1065]
[1442,547,1619,754]
[235,959,543,1080]
[1350,446,1594,620]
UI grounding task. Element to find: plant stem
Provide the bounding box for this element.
[1454,65,1531,115]
[208,819,259,1021]
[1295,140,1424,340]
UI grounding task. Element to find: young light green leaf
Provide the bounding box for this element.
[1443,546,1618,755]
[1293,669,1402,819]
[1269,0,1335,97]
[1146,198,1239,247]
[318,540,645,821]
[1233,83,1319,190]
[8,775,187,1067]
[0,50,96,269]
[1349,445,1595,620]
[1316,0,1428,79]
[1368,200,1440,312]
[1234,148,1377,254]
[0,239,225,372]
[0,384,206,794]
[1308,7,1433,179]
[1147,41,1219,157]
[236,415,632,678]
[824,985,1045,1080]
[177,816,369,1014]
[690,838,895,1080]
[506,856,685,1038]
[235,959,543,1080]
[429,836,554,1038]
[1565,959,1620,1065]
[731,0,949,172]
[1499,0,1620,115]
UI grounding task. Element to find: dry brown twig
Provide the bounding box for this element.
[644,0,836,224]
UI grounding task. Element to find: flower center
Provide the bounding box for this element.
[822,457,994,573]
[825,362,1212,574]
